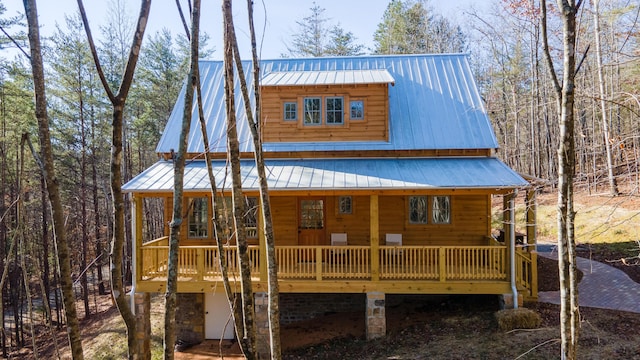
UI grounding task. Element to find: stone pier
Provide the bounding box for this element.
[254,292,270,358]
[366,292,386,340]
[134,292,151,360]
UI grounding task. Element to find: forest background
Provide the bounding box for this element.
[0,0,638,358]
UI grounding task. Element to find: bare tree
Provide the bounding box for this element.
[164,1,200,359]
[592,0,618,196]
[22,0,85,358]
[223,0,256,357]
[76,0,151,358]
[541,0,581,358]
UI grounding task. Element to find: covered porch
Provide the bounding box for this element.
[125,157,538,299]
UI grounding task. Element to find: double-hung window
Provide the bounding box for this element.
[188,198,209,238]
[303,98,321,125]
[326,97,344,124]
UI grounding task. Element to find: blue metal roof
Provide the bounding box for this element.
[123,157,527,193]
[261,69,395,86]
[156,54,499,154]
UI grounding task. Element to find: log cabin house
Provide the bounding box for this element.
[123,54,538,350]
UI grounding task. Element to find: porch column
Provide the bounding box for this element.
[258,202,267,282]
[526,189,539,299]
[366,292,386,340]
[370,195,379,281]
[134,292,151,360]
[525,189,536,246]
[502,194,512,243]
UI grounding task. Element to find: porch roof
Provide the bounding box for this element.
[123,157,528,193]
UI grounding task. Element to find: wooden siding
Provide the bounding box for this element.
[270,195,489,247]
[261,84,389,143]
[379,195,491,246]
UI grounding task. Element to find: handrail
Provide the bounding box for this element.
[139,242,513,284]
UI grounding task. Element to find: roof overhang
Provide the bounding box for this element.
[261,69,395,86]
[123,157,529,194]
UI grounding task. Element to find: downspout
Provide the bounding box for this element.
[509,190,518,309]
[130,194,137,314]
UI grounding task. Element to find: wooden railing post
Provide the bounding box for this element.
[439,247,446,282]
[258,203,267,282]
[197,247,204,281]
[316,247,323,281]
[370,195,379,281]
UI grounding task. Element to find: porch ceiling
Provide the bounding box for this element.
[123,157,529,193]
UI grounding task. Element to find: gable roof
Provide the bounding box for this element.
[156,54,498,154]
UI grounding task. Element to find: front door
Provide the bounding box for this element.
[298,198,325,246]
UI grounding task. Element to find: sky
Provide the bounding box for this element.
[3,0,485,60]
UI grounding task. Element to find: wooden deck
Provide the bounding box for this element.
[136,239,537,298]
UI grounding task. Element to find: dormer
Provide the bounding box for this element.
[260,69,395,143]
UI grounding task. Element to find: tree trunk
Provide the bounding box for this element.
[223,1,256,357]
[164,2,200,359]
[76,1,152,358]
[23,1,85,358]
[542,1,581,358]
[592,0,618,196]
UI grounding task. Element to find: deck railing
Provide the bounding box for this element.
[515,247,538,299]
[140,243,513,283]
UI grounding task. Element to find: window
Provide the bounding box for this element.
[325,97,344,124]
[300,199,324,229]
[245,197,258,238]
[432,196,451,224]
[284,102,297,121]
[338,196,352,214]
[350,100,364,120]
[188,198,209,238]
[303,98,321,125]
[409,196,428,224]
[215,196,259,239]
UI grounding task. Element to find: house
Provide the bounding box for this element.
[122,54,538,352]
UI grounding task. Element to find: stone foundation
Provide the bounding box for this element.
[499,293,524,309]
[176,293,205,345]
[279,293,365,324]
[366,292,386,340]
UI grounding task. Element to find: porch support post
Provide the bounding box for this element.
[258,201,267,282]
[508,191,518,309]
[134,292,151,360]
[366,292,386,340]
[526,189,538,299]
[370,195,380,281]
[525,189,536,246]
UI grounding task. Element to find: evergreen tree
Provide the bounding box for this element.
[373,0,467,54]
[286,2,365,57]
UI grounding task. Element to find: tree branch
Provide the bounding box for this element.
[0,25,30,59]
[76,0,116,103]
[540,0,562,97]
[174,0,191,41]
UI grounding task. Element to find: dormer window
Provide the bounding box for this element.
[326,97,344,124]
[284,102,297,121]
[350,100,364,120]
[303,98,322,125]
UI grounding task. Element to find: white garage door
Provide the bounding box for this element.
[204,292,236,340]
